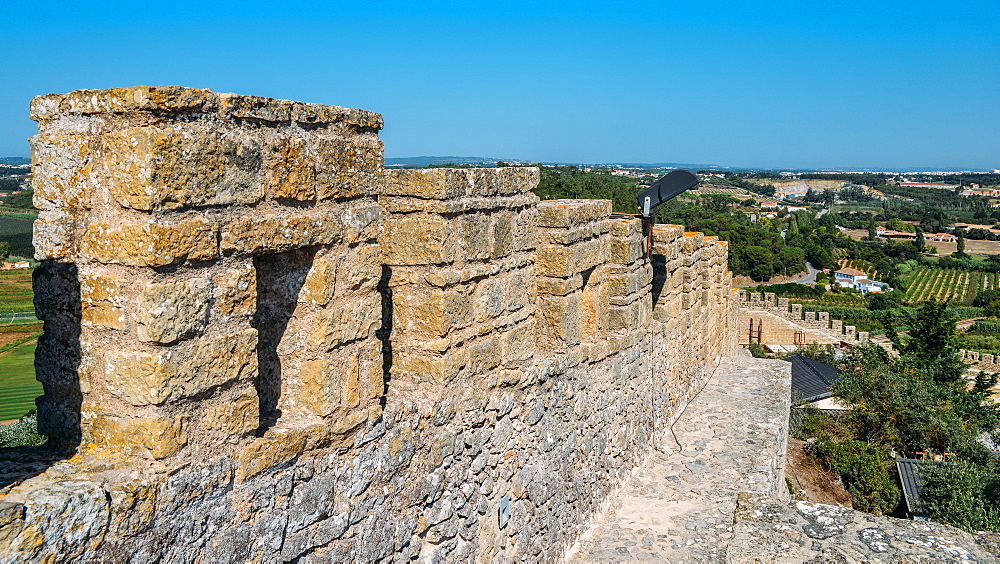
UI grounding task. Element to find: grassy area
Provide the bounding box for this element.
[0,214,34,258]
[0,270,34,312]
[0,340,40,421]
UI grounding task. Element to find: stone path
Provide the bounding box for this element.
[566,354,792,562]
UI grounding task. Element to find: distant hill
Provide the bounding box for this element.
[0,157,29,165]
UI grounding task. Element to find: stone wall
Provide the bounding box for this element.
[0,87,736,562]
[738,291,871,348]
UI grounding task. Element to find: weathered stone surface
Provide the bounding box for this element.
[104,329,258,406]
[220,213,341,255]
[80,219,219,266]
[80,274,125,329]
[136,277,210,343]
[80,411,187,459]
[381,214,456,265]
[102,126,263,210]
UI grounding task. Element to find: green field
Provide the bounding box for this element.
[903,268,1000,304]
[0,270,35,312]
[0,341,40,421]
[0,214,35,259]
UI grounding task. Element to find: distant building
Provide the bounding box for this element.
[833,268,892,293]
[13,261,30,269]
[899,182,961,190]
[925,233,958,242]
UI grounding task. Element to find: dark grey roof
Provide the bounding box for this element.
[784,354,840,403]
[896,458,944,517]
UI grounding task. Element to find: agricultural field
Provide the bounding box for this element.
[0,270,35,313]
[0,212,35,259]
[0,341,40,421]
[0,268,40,421]
[902,268,998,304]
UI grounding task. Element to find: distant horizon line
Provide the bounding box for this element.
[2,154,996,174]
[383,155,998,174]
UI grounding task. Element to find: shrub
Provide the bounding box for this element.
[0,410,46,448]
[748,342,768,358]
[812,438,900,515]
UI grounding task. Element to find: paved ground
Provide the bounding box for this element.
[565,354,792,562]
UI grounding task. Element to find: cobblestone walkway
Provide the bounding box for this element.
[566,354,792,562]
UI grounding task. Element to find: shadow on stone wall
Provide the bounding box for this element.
[252,248,317,432]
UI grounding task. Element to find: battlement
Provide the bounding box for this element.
[2,87,736,561]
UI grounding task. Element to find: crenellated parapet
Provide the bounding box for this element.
[1,87,737,562]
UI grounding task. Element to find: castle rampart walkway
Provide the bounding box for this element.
[566,353,792,561]
[565,354,997,562]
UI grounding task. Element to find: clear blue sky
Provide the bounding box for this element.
[2,1,998,169]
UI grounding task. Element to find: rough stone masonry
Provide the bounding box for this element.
[0,86,737,562]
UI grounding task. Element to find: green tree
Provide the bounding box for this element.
[915,225,925,253]
[956,233,966,256]
[812,438,900,515]
[920,460,1000,532]
[835,302,1000,456]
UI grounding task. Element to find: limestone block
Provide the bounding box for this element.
[300,258,337,306]
[609,216,642,237]
[30,133,93,211]
[467,167,539,197]
[104,329,258,406]
[381,214,456,266]
[465,336,501,376]
[778,297,790,309]
[136,277,210,343]
[337,244,382,294]
[308,294,381,349]
[474,277,508,322]
[536,273,582,297]
[267,134,315,200]
[652,224,684,243]
[606,301,642,332]
[536,238,602,278]
[202,390,259,437]
[102,127,263,210]
[218,92,293,121]
[341,204,382,244]
[460,213,492,262]
[538,293,582,346]
[285,359,343,417]
[290,101,384,129]
[491,211,514,259]
[501,320,536,363]
[512,208,538,252]
[393,286,472,337]
[237,426,310,481]
[32,213,73,260]
[604,236,644,265]
[832,319,843,334]
[384,168,468,200]
[538,221,606,246]
[536,199,612,229]
[80,219,218,266]
[213,267,256,316]
[220,212,341,255]
[80,274,125,330]
[393,351,461,384]
[80,411,186,459]
[314,137,384,200]
[31,86,216,121]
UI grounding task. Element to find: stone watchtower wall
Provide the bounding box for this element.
[0,87,736,562]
